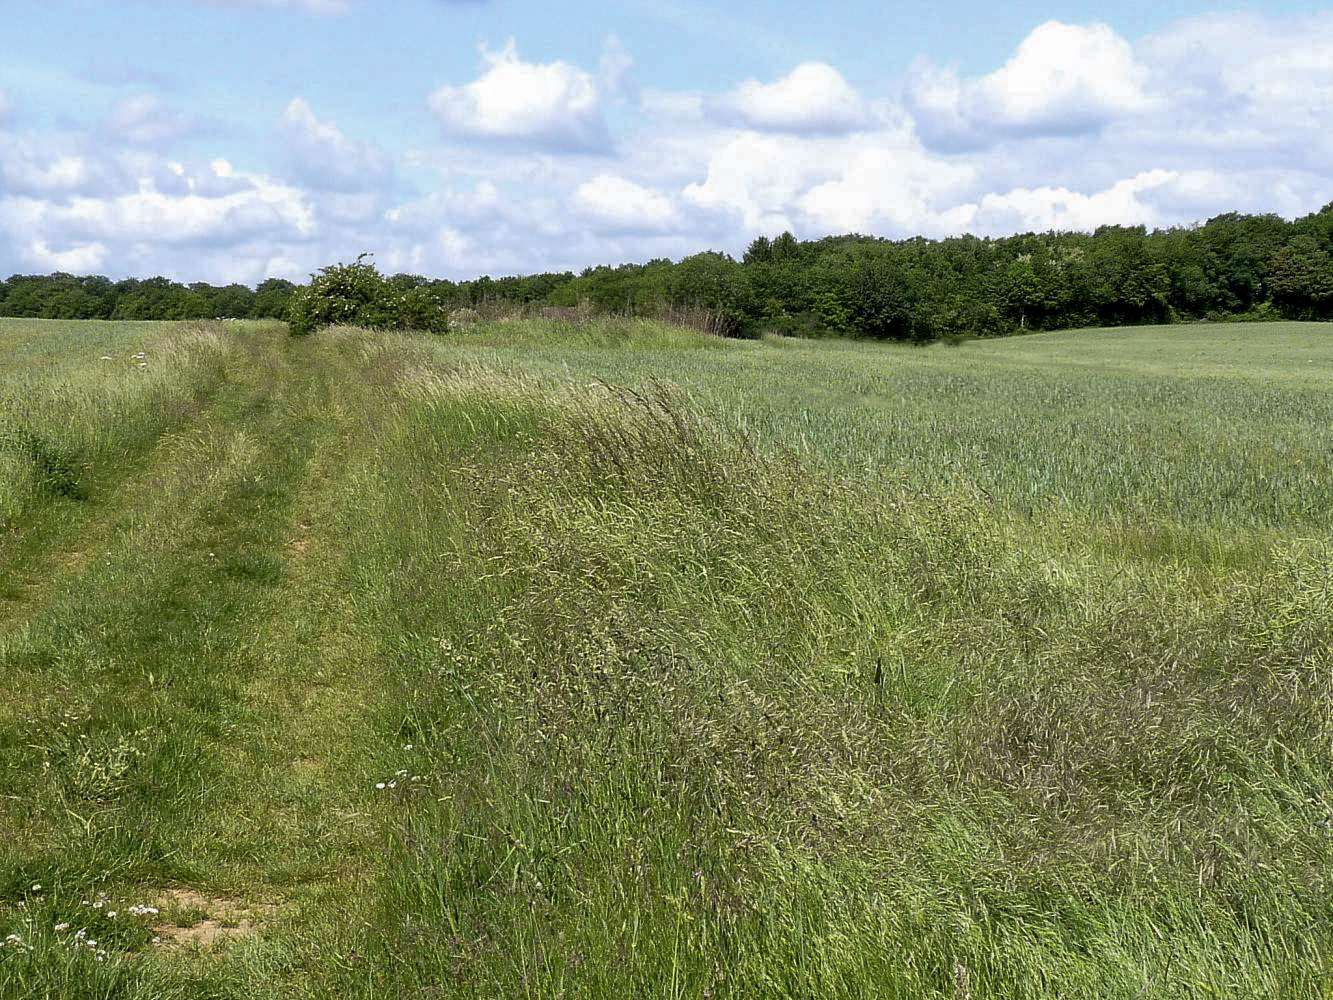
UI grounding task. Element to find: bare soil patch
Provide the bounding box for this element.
[152,889,277,951]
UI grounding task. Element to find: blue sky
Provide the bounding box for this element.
[2,1,1331,283]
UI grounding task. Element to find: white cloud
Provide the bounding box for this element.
[0,133,116,196]
[0,160,313,259]
[1129,12,1333,174]
[573,175,679,234]
[598,35,637,104]
[678,118,975,239]
[957,169,1177,234]
[427,39,609,152]
[282,97,392,191]
[681,133,817,235]
[25,240,110,274]
[4,152,93,194]
[712,63,869,134]
[798,144,975,234]
[103,94,197,146]
[377,170,703,279]
[907,21,1155,149]
[677,117,976,239]
[0,90,11,120]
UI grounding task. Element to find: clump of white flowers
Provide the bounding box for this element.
[373,745,430,792]
[2,890,168,966]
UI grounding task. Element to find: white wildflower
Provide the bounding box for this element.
[54,923,69,932]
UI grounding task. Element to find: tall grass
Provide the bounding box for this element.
[0,320,244,525]
[435,314,731,351]
[423,321,1333,533]
[310,324,1333,997]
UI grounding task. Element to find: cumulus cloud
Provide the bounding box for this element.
[0,133,119,197]
[1128,12,1333,173]
[282,97,392,192]
[907,21,1155,150]
[798,145,975,234]
[103,94,198,146]
[25,240,110,274]
[427,39,610,152]
[681,133,821,235]
[676,115,977,239]
[4,164,312,247]
[712,63,870,134]
[377,168,708,279]
[573,175,679,234]
[3,153,93,195]
[381,178,557,274]
[0,156,316,280]
[955,169,1175,234]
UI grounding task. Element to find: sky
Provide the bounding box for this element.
[1,1,1331,285]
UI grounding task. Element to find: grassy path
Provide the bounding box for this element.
[0,326,394,995]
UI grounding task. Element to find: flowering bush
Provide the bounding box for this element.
[287,254,463,336]
[287,253,398,337]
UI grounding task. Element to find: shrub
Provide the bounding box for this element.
[287,253,397,337]
[398,285,452,334]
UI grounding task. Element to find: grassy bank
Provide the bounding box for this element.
[1,318,1330,997]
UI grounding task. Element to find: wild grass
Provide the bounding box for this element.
[1,316,1330,997]
[427,321,1333,534]
[0,320,244,527]
[438,314,731,350]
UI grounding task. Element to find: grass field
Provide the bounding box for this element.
[1,316,1330,998]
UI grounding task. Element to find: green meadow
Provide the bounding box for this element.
[1,316,1331,998]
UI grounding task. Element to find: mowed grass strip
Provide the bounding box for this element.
[0,323,402,996]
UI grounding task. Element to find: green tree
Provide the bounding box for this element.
[1269,235,1333,318]
[848,250,920,340]
[668,252,754,336]
[253,278,297,320]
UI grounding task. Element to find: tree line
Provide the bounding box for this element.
[5,203,1333,341]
